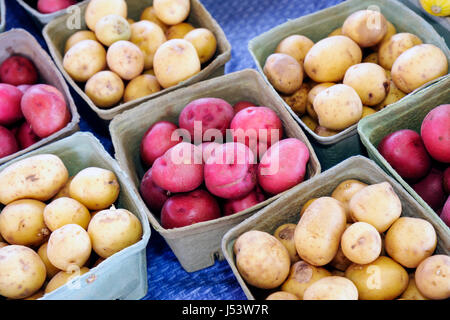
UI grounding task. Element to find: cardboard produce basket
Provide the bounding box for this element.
[248,0,450,170]
[16,0,89,27]
[0,0,5,33]
[0,29,80,166]
[0,132,151,300]
[222,156,450,300]
[42,0,232,121]
[110,69,321,272]
[358,75,450,232]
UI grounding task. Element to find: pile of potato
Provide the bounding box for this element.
[0,154,143,299]
[62,0,217,108]
[234,180,450,300]
[264,9,448,137]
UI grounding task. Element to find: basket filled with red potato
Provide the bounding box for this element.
[110,69,321,272]
[0,29,79,165]
[43,0,231,120]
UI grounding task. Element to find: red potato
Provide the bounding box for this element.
[16,84,32,94]
[200,142,221,163]
[441,196,450,227]
[16,122,40,149]
[161,189,221,229]
[37,0,77,13]
[0,56,38,86]
[178,98,235,143]
[421,104,450,163]
[140,168,170,213]
[377,129,431,181]
[140,121,182,167]
[444,167,450,194]
[258,138,309,195]
[152,142,204,193]
[412,168,447,211]
[0,84,23,126]
[230,106,283,158]
[0,126,19,158]
[21,84,71,138]
[223,186,266,216]
[233,101,256,113]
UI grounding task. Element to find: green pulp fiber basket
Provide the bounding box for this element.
[358,75,450,233]
[248,0,450,170]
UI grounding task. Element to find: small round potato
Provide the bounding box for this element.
[299,198,318,217]
[47,224,92,272]
[331,179,368,222]
[349,182,402,232]
[313,84,363,131]
[341,222,382,264]
[372,20,396,51]
[52,177,74,200]
[107,40,145,81]
[273,223,300,263]
[69,167,120,211]
[0,199,50,247]
[124,74,161,103]
[327,27,342,37]
[345,256,409,300]
[343,63,390,106]
[281,260,331,299]
[362,52,379,64]
[0,245,46,299]
[153,39,201,88]
[385,217,437,268]
[184,28,217,64]
[301,115,318,132]
[304,36,362,82]
[140,6,169,32]
[266,291,299,300]
[342,10,388,47]
[95,14,131,47]
[37,242,60,279]
[391,44,448,93]
[84,0,127,31]
[87,207,143,258]
[234,230,290,289]
[153,0,190,25]
[166,22,195,40]
[306,82,334,120]
[303,276,359,300]
[65,31,98,53]
[281,83,310,116]
[275,35,314,64]
[85,71,124,108]
[399,274,429,300]
[375,71,406,111]
[44,267,90,294]
[314,126,340,137]
[330,244,353,272]
[44,197,91,232]
[63,40,107,83]
[263,53,303,95]
[23,290,45,300]
[130,20,167,70]
[362,106,376,118]
[378,33,422,70]
[415,255,450,300]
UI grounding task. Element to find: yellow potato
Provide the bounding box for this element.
[330,243,353,272]
[144,69,155,76]
[266,291,299,300]
[362,52,379,64]
[385,217,437,268]
[130,20,166,70]
[341,222,382,264]
[399,274,429,300]
[281,82,310,116]
[44,197,91,232]
[87,207,142,258]
[378,33,422,70]
[0,242,8,248]
[92,257,105,268]
[414,255,450,300]
[95,14,131,47]
[234,230,290,289]
[294,197,347,266]
[124,74,161,103]
[153,0,190,25]
[0,199,49,247]
[303,276,359,300]
[281,260,332,299]
[52,176,74,200]
[166,22,195,40]
[45,267,90,294]
[106,40,145,81]
[345,256,409,300]
[127,18,135,25]
[64,31,97,53]
[47,224,92,272]
[306,82,335,121]
[299,198,317,217]
[343,63,390,106]
[273,223,300,263]
[85,71,124,108]
[372,20,396,51]
[349,182,402,232]
[84,0,127,31]
[140,6,169,32]
[342,10,388,47]
[362,106,376,118]
[37,242,60,279]
[375,72,406,111]
[23,290,45,300]
[69,167,120,211]
[263,53,303,95]
[275,35,314,64]
[304,36,362,82]
[184,28,217,64]
[392,44,448,93]
[327,27,342,37]
[314,126,340,137]
[331,179,368,222]
[313,84,363,131]
[63,40,107,83]
[153,39,201,88]
[301,115,318,132]
[0,245,46,299]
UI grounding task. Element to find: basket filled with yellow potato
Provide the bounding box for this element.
[222,155,449,300]
[0,132,150,300]
[42,0,231,121]
[248,0,449,170]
